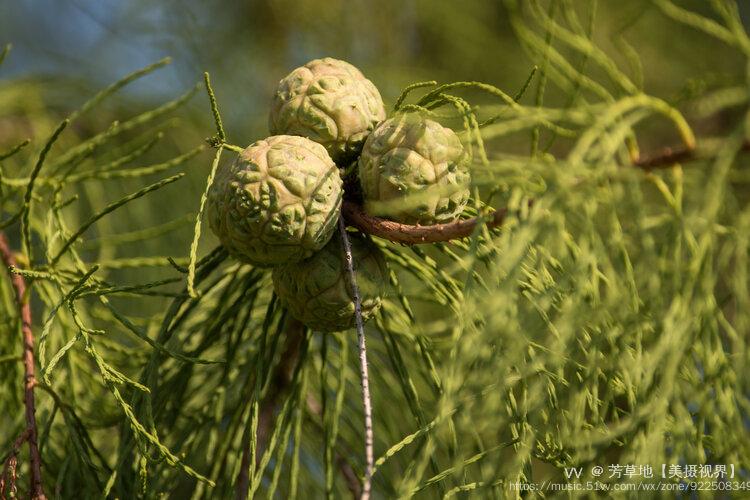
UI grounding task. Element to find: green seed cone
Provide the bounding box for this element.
[272,231,388,332]
[358,114,471,225]
[269,58,386,165]
[207,135,342,267]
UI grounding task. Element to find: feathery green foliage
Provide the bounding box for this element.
[1,1,750,498]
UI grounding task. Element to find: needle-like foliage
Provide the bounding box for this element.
[1,2,749,498]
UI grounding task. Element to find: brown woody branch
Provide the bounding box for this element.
[631,145,696,169]
[344,140,750,245]
[342,201,509,245]
[632,139,750,169]
[0,233,46,500]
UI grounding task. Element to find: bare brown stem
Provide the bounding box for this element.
[342,201,508,246]
[632,139,750,169]
[0,233,46,500]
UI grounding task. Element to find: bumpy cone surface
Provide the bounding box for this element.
[269,57,386,165]
[273,231,387,332]
[207,135,342,267]
[357,114,471,225]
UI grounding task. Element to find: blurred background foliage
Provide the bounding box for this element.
[2,0,750,498]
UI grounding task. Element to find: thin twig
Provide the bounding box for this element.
[632,138,750,169]
[0,233,46,500]
[632,144,697,169]
[337,217,374,500]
